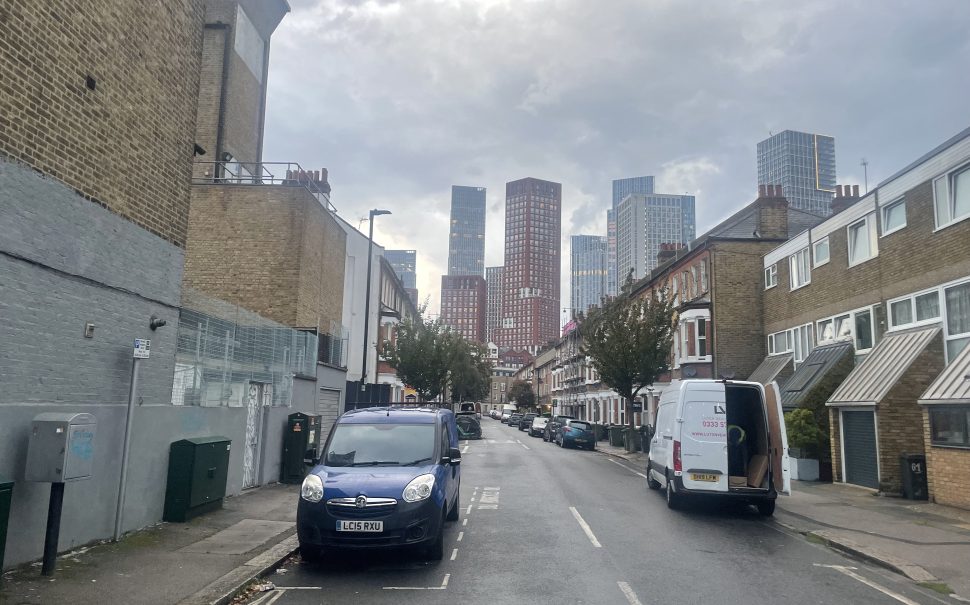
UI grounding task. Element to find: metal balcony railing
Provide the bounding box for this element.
[193,161,337,213]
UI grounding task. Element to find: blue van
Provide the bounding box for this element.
[297,407,462,561]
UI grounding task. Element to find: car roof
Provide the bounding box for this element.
[337,407,446,425]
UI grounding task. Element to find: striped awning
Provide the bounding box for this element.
[828,326,941,407]
[919,341,970,405]
[748,354,793,386]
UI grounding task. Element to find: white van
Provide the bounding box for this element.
[647,379,790,515]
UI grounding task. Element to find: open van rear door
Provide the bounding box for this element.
[764,382,791,495]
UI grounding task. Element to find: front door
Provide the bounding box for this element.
[243,382,269,488]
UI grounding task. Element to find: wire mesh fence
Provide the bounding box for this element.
[171,289,318,407]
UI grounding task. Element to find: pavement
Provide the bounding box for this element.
[0,483,300,605]
[3,425,970,604]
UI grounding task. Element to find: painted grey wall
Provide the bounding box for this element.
[0,160,296,568]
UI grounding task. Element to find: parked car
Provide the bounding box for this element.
[555,419,596,450]
[501,412,511,423]
[647,379,790,515]
[456,412,482,439]
[297,407,462,562]
[518,413,536,432]
[544,415,575,441]
[508,413,523,428]
[529,416,550,437]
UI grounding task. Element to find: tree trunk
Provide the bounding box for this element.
[625,395,636,452]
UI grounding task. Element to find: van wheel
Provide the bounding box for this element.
[647,470,661,491]
[447,489,460,521]
[300,543,323,563]
[756,500,775,517]
[666,479,681,510]
[426,512,445,561]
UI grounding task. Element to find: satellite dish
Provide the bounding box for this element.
[719,371,736,380]
[683,366,697,378]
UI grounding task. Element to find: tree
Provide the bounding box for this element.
[581,280,676,441]
[383,316,451,402]
[384,315,492,405]
[509,380,536,410]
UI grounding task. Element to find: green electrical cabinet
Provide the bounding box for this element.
[163,436,231,522]
[0,476,12,571]
[281,413,321,484]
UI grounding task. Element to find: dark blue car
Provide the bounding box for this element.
[297,407,462,562]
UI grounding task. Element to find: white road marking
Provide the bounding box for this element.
[461,445,469,454]
[521,443,530,450]
[607,457,649,479]
[457,531,464,542]
[450,548,458,560]
[569,506,602,548]
[383,573,450,591]
[814,564,921,605]
[617,581,644,605]
[465,504,473,515]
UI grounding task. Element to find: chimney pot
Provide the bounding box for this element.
[775,184,783,197]
[852,184,859,197]
[759,184,766,197]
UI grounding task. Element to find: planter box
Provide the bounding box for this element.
[791,457,820,482]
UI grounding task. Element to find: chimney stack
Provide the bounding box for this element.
[831,183,860,215]
[657,242,685,266]
[755,184,789,239]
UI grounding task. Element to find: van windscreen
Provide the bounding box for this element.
[325,424,436,467]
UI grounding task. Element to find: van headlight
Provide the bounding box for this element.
[403,474,435,503]
[301,474,324,503]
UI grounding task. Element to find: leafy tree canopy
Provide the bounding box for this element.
[509,380,536,409]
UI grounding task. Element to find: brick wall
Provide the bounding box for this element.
[922,410,970,510]
[183,184,345,331]
[829,408,843,482]
[764,180,970,333]
[873,335,944,494]
[711,240,781,379]
[0,0,204,246]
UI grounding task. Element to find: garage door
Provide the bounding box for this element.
[841,410,879,489]
[317,389,341,444]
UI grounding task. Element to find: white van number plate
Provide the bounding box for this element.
[336,520,383,532]
[690,473,719,482]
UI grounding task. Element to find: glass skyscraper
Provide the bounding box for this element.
[447,185,486,276]
[757,130,836,216]
[609,176,654,295]
[384,250,416,289]
[616,193,696,283]
[570,235,607,318]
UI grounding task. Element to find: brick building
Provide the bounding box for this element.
[440,275,487,342]
[760,126,970,502]
[0,0,208,568]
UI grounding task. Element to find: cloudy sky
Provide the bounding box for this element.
[263,0,970,318]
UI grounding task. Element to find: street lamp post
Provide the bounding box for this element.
[360,209,391,405]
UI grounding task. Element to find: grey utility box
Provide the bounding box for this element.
[25,413,97,483]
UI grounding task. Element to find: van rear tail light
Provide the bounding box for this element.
[673,440,682,473]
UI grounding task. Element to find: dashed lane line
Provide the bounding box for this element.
[450,548,458,561]
[569,506,602,548]
[617,582,644,605]
[520,443,530,450]
[457,531,464,542]
[383,574,451,591]
[814,564,921,605]
[462,518,468,527]
[465,504,473,515]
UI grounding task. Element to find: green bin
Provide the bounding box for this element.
[609,425,625,447]
[0,476,12,571]
[624,429,642,452]
[163,436,231,522]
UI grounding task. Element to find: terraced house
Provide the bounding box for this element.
[760,126,970,507]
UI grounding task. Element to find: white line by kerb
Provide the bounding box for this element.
[569,506,602,548]
[617,582,643,605]
[607,457,648,479]
[814,564,921,605]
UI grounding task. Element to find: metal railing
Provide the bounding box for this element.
[192,161,337,213]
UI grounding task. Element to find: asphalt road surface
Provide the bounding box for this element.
[243,419,953,605]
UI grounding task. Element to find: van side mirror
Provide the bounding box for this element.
[445,446,462,465]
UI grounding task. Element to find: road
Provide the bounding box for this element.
[242,419,952,605]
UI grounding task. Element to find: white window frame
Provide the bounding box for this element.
[789,248,811,290]
[677,310,711,364]
[880,198,907,236]
[764,264,778,289]
[847,214,879,267]
[816,306,876,354]
[887,276,970,362]
[933,163,970,231]
[767,324,813,363]
[813,237,830,267]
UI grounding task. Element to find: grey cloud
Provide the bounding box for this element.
[264,0,970,315]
